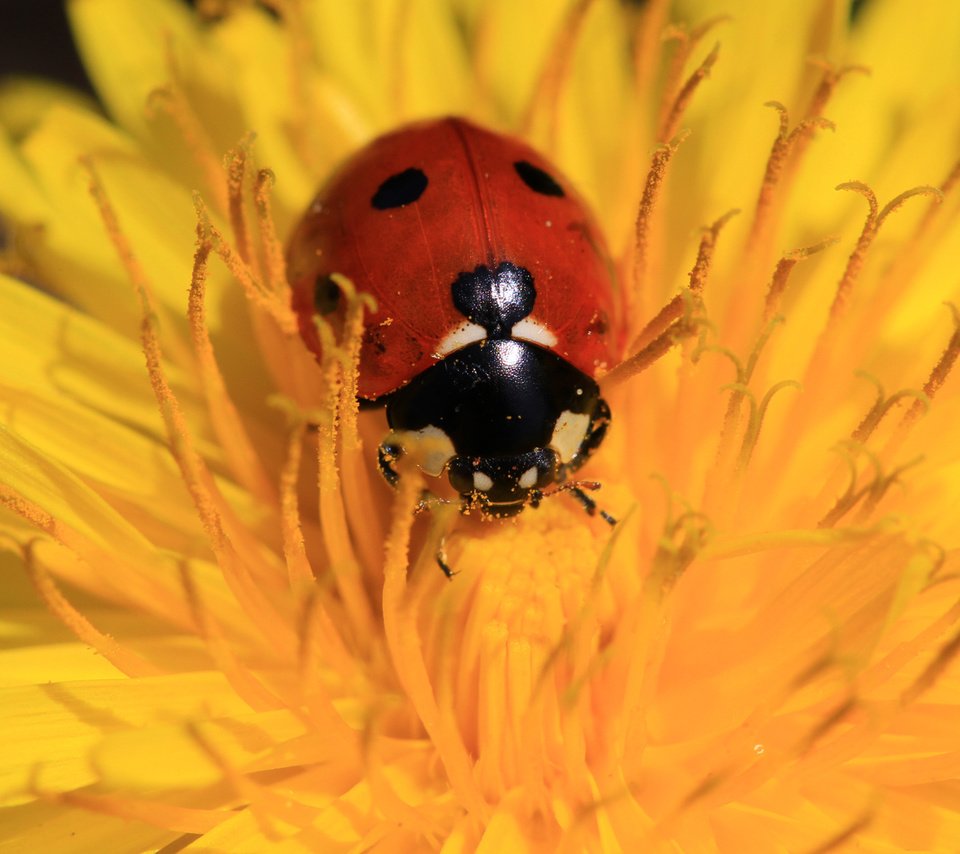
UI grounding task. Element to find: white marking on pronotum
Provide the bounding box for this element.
[473,471,494,492]
[518,466,539,489]
[393,426,455,476]
[511,318,557,349]
[434,321,486,357]
[550,410,590,463]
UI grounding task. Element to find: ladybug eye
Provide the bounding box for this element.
[313,274,341,315]
[513,160,565,197]
[371,167,428,209]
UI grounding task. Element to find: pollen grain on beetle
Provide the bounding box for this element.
[1,1,959,852]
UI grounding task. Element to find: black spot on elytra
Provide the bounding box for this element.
[371,167,428,209]
[514,160,565,197]
[586,311,609,337]
[451,262,535,338]
[314,274,341,315]
[366,327,388,355]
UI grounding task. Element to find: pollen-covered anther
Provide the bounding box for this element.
[188,218,276,503]
[747,102,835,253]
[193,194,299,335]
[804,59,871,121]
[626,208,735,356]
[850,371,928,444]
[22,539,163,678]
[657,40,720,143]
[684,207,738,307]
[899,303,960,430]
[253,168,288,294]
[628,131,689,327]
[827,182,943,324]
[224,132,260,271]
[658,16,730,142]
[763,236,839,320]
[601,308,705,391]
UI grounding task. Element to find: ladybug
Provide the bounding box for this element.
[288,117,618,522]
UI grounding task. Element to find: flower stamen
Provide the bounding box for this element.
[188,223,277,503]
[627,133,687,330]
[628,208,736,355]
[747,102,835,258]
[147,80,228,215]
[225,133,260,274]
[253,168,288,294]
[804,61,870,122]
[736,378,801,471]
[79,156,193,366]
[521,0,598,147]
[827,182,942,325]
[382,466,489,819]
[600,313,699,392]
[313,310,376,642]
[900,303,960,430]
[22,539,164,678]
[657,17,729,142]
[657,41,719,144]
[278,418,314,592]
[850,371,927,444]
[193,194,298,335]
[177,561,284,712]
[763,236,839,321]
[85,160,294,651]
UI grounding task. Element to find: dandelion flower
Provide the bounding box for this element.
[2,0,960,849]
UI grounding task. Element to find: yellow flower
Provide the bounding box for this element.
[2,0,960,849]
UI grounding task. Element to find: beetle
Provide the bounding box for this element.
[287,117,619,528]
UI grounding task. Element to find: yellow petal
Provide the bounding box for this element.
[0,672,248,804]
[67,0,238,148]
[0,799,180,853]
[92,709,307,791]
[0,77,100,140]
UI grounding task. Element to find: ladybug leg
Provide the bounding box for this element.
[568,484,617,527]
[377,441,403,486]
[436,537,457,580]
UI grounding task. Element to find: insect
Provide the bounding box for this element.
[288,117,619,527]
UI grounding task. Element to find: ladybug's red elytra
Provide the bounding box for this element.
[288,117,620,522]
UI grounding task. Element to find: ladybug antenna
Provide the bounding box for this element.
[414,491,456,515]
[539,481,616,526]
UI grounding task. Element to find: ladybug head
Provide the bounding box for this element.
[446,448,559,518]
[382,338,610,519]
